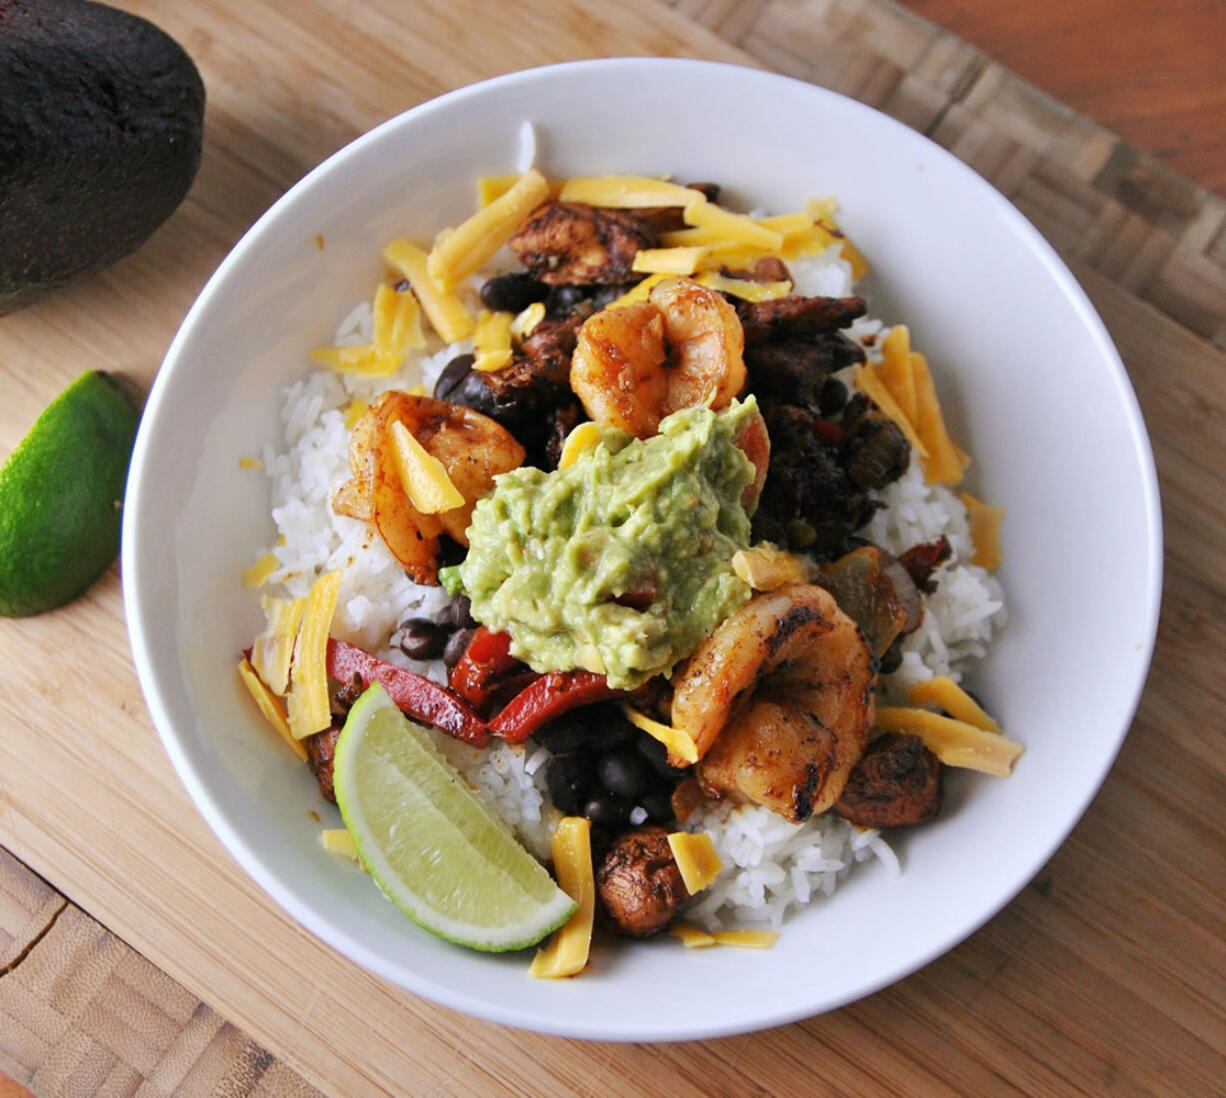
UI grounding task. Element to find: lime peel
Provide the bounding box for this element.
[333,684,575,952]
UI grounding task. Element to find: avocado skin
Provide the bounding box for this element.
[0,0,205,314]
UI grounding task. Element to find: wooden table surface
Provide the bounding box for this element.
[3,2,1226,1096]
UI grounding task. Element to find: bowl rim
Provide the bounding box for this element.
[123,55,1163,1041]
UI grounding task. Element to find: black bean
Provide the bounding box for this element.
[545,752,594,816]
[534,713,595,754]
[583,795,634,830]
[819,376,848,416]
[590,706,634,750]
[596,748,651,800]
[640,788,676,825]
[635,733,673,776]
[443,627,476,668]
[480,272,548,313]
[442,593,475,629]
[392,619,449,661]
[544,284,591,317]
[433,353,475,401]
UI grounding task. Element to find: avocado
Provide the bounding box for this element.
[0,0,205,314]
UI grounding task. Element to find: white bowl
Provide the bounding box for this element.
[124,58,1161,1040]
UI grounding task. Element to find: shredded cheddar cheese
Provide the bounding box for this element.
[908,677,1000,733]
[428,168,551,291]
[529,817,594,978]
[621,704,699,766]
[251,594,307,695]
[557,421,604,470]
[671,922,717,948]
[558,175,708,209]
[712,929,779,949]
[382,238,475,343]
[286,570,343,739]
[960,491,1005,570]
[694,272,791,302]
[632,246,710,275]
[388,421,465,514]
[875,707,1022,776]
[472,309,514,372]
[320,828,360,862]
[683,199,783,250]
[237,657,308,761]
[667,832,723,894]
[243,552,280,589]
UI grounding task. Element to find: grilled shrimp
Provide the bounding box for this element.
[670,583,875,822]
[334,392,524,583]
[570,276,747,437]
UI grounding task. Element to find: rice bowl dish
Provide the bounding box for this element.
[123,59,1161,1039]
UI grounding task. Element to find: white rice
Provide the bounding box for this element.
[257,239,1005,928]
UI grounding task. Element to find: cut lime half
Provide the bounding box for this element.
[333,684,575,952]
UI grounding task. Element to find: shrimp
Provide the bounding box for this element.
[670,583,875,822]
[570,276,746,438]
[334,391,524,584]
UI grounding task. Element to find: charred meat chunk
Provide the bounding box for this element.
[509,201,657,285]
[832,733,943,828]
[633,182,722,233]
[744,331,864,405]
[737,294,866,345]
[439,316,582,464]
[752,399,877,559]
[596,826,690,938]
[304,726,340,804]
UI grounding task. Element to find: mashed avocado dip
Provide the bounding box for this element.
[442,399,759,690]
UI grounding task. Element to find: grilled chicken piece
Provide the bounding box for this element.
[832,733,943,828]
[509,201,657,284]
[737,294,866,345]
[304,726,340,803]
[596,826,690,938]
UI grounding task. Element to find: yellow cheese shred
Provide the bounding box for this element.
[683,200,783,250]
[372,282,426,356]
[960,491,1005,571]
[854,363,928,457]
[237,657,308,762]
[428,168,551,291]
[558,175,708,209]
[286,570,343,739]
[510,301,546,341]
[667,832,723,895]
[243,552,280,589]
[557,421,605,470]
[477,174,520,206]
[694,272,791,302]
[307,344,401,378]
[382,239,475,343]
[251,594,307,695]
[631,246,710,275]
[607,272,670,309]
[911,351,971,485]
[529,817,594,979]
[320,828,360,863]
[712,929,780,949]
[621,704,699,766]
[731,546,811,590]
[875,707,1022,776]
[388,421,465,514]
[908,677,1000,733]
[239,456,262,470]
[342,399,368,429]
[472,310,514,373]
[671,922,717,948]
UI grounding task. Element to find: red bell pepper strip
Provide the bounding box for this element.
[326,638,490,747]
[489,670,622,744]
[449,627,524,712]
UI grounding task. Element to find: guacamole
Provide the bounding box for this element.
[443,399,759,689]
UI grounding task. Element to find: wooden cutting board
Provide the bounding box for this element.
[3,1,1226,1095]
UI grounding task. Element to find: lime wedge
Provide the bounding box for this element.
[333,684,576,952]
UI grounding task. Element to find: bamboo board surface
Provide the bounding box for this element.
[2,1,1226,1095]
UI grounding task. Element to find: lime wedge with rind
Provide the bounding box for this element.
[0,370,139,617]
[333,684,575,952]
